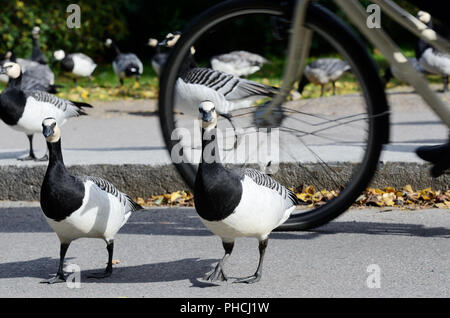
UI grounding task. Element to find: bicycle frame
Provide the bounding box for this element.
[262,0,450,129]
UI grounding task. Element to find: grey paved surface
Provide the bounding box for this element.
[0,92,449,201]
[0,202,449,298]
[0,92,448,166]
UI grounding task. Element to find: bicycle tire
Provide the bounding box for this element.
[158,0,390,231]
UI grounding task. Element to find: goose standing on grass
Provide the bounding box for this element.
[299,58,351,97]
[160,32,277,115]
[210,50,270,78]
[194,101,298,284]
[105,38,143,86]
[31,26,47,65]
[0,62,91,161]
[53,50,97,83]
[40,118,143,283]
[147,38,168,77]
[415,11,450,92]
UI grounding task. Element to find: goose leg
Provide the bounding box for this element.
[18,135,36,161]
[233,238,268,284]
[88,240,114,279]
[332,81,336,95]
[205,241,234,282]
[320,84,325,97]
[443,76,448,92]
[41,243,70,284]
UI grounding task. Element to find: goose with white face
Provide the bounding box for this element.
[199,101,218,131]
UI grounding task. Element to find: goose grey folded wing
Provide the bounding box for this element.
[80,176,143,211]
[116,53,143,73]
[24,90,88,116]
[237,168,298,207]
[182,67,277,100]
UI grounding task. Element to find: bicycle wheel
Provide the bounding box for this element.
[158,0,389,230]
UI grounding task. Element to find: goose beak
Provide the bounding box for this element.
[158,39,168,47]
[202,111,214,123]
[43,126,54,138]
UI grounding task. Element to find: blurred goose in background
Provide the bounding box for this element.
[299,58,351,97]
[105,38,143,86]
[1,51,59,93]
[147,37,168,77]
[53,50,97,83]
[0,62,91,161]
[383,57,428,87]
[210,51,270,77]
[31,26,47,65]
[415,11,450,92]
[160,32,277,115]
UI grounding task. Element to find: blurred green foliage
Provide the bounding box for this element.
[0,0,128,63]
[0,0,429,63]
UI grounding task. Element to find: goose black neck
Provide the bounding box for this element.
[200,127,221,165]
[110,42,121,56]
[47,140,65,167]
[179,53,197,78]
[6,73,22,88]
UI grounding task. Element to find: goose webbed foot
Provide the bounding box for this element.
[204,241,233,283]
[35,154,49,161]
[233,273,262,284]
[88,240,114,279]
[18,154,37,161]
[87,267,112,279]
[233,238,268,284]
[204,263,228,282]
[40,274,66,284]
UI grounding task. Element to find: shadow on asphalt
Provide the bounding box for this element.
[0,256,217,284]
[1,206,449,239]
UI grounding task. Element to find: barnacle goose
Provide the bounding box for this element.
[53,50,97,82]
[160,32,277,115]
[415,11,450,92]
[299,58,351,97]
[31,26,47,65]
[0,62,91,160]
[105,38,143,85]
[147,38,168,77]
[194,101,298,283]
[210,50,270,77]
[39,118,143,283]
[383,57,428,87]
[1,50,58,93]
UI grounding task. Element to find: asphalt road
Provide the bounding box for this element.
[0,201,449,298]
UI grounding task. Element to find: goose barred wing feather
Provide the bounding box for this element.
[80,176,143,212]
[24,90,90,117]
[182,68,277,100]
[238,168,298,207]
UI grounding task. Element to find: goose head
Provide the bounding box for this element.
[148,38,159,47]
[42,118,61,143]
[199,101,217,131]
[417,11,431,25]
[0,62,21,79]
[160,32,181,48]
[105,38,113,48]
[32,26,40,38]
[53,50,66,61]
[4,51,13,60]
